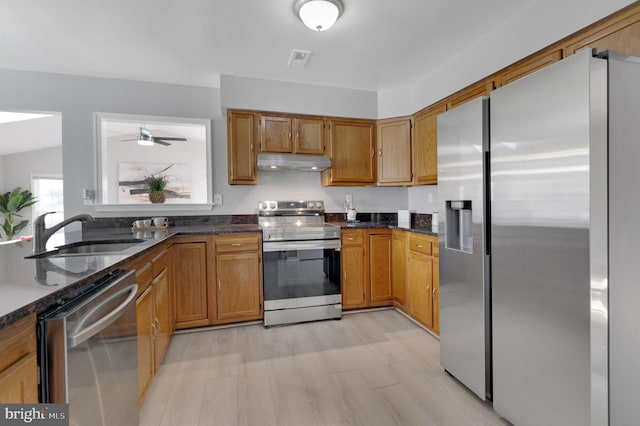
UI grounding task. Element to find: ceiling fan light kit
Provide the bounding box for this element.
[295,0,343,32]
[137,128,155,146]
[130,126,187,146]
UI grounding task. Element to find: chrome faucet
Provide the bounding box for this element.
[33,212,95,253]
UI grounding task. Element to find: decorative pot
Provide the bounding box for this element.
[149,191,166,204]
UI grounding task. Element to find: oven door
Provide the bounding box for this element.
[262,239,341,308]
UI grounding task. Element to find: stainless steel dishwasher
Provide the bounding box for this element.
[39,269,138,426]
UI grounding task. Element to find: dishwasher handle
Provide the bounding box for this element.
[68,283,138,348]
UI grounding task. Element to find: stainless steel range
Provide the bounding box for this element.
[259,200,342,326]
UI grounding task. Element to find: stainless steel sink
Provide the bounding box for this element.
[26,239,145,259]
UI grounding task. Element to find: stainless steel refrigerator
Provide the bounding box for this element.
[438,49,640,425]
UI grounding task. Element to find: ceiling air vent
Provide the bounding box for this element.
[288,49,311,68]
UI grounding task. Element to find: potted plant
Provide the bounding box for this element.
[0,187,38,240]
[145,174,168,204]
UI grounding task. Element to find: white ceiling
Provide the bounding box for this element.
[0,0,535,91]
[0,114,62,156]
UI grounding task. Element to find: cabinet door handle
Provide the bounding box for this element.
[347,237,355,241]
[343,271,347,281]
[370,148,374,157]
[432,287,436,298]
[288,132,292,140]
[231,243,242,247]
[218,280,222,293]
[151,322,157,340]
[378,149,382,156]
[296,132,300,141]
[427,285,431,294]
[416,244,424,248]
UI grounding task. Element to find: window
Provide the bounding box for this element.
[32,174,64,246]
[95,113,212,211]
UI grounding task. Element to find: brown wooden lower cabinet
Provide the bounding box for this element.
[0,314,38,403]
[130,246,174,405]
[173,237,209,329]
[391,230,407,307]
[341,228,393,309]
[136,284,154,404]
[152,266,171,369]
[433,258,440,334]
[393,230,439,334]
[342,242,366,308]
[407,248,434,327]
[214,234,263,323]
[370,233,393,303]
[216,252,262,321]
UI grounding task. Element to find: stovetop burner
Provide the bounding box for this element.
[258,200,340,241]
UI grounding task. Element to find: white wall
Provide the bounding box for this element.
[221,75,378,119]
[0,69,219,217]
[380,0,636,118]
[1,146,63,236]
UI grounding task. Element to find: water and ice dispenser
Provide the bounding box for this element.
[445,200,473,253]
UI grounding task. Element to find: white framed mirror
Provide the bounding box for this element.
[94,112,212,211]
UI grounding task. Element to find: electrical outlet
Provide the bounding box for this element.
[214,193,223,206]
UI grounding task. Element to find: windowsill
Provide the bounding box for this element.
[93,203,215,213]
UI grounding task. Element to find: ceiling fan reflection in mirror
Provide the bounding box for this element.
[121,127,188,146]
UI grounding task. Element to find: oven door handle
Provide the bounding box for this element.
[262,239,341,252]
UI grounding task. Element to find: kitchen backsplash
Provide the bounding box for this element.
[85,214,258,230]
[86,212,433,230]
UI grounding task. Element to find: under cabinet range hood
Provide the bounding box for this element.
[257,153,331,172]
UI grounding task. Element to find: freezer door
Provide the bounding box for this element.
[437,97,490,401]
[490,49,607,426]
[608,52,640,426]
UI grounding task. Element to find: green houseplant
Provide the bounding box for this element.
[0,187,38,240]
[145,174,168,204]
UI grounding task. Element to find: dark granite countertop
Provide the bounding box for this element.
[0,224,261,330]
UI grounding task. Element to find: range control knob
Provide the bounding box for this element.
[270,202,277,209]
[308,202,315,208]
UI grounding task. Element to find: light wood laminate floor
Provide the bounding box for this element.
[140,309,507,426]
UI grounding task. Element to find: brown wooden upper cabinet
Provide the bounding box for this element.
[497,48,563,88]
[294,116,325,154]
[413,104,446,185]
[376,117,412,186]
[227,110,257,185]
[562,5,640,58]
[445,80,495,110]
[259,114,325,155]
[260,115,292,153]
[322,118,376,186]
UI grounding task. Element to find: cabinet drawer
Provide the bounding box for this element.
[151,249,169,276]
[408,235,432,256]
[135,262,153,295]
[215,234,261,253]
[341,230,364,245]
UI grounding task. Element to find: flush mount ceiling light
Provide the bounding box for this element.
[294,0,344,31]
